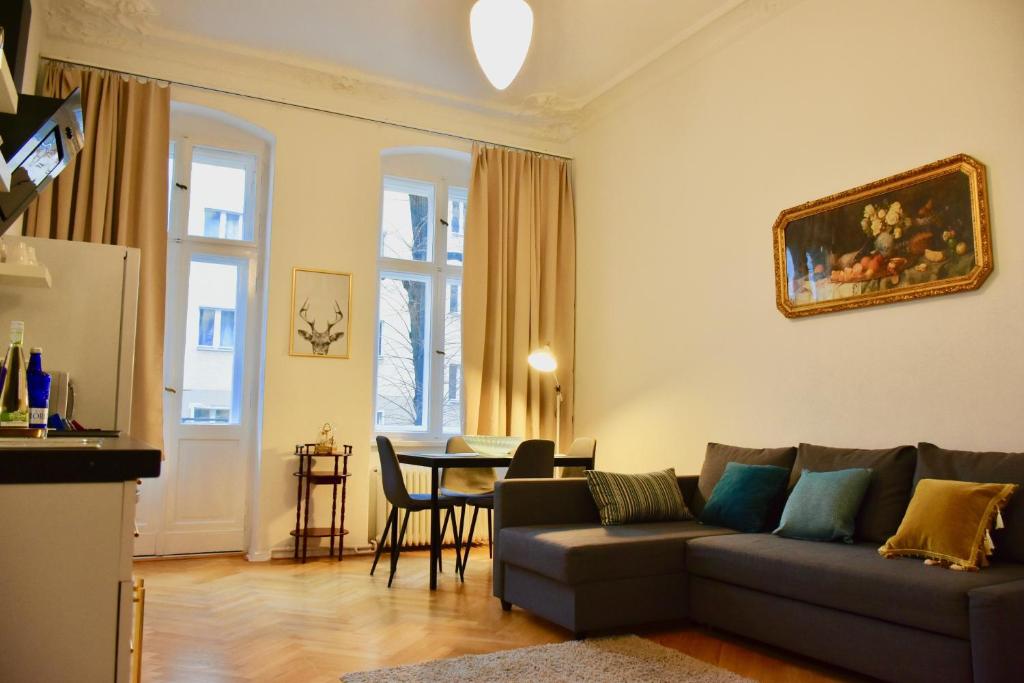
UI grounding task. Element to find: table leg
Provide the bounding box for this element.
[293,453,304,561]
[430,465,440,590]
[302,473,313,563]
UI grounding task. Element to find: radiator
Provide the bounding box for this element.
[370,465,489,548]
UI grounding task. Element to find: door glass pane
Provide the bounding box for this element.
[187,147,255,241]
[375,274,430,431]
[443,278,462,434]
[182,259,241,424]
[380,179,434,261]
[447,188,466,265]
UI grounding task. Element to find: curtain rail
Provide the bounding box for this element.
[40,56,573,161]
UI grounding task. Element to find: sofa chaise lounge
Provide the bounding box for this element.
[492,443,1024,683]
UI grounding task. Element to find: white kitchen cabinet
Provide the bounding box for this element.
[0,481,139,682]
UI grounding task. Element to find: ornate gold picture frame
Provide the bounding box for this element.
[773,154,991,318]
[289,267,352,358]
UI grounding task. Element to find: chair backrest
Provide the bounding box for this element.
[558,437,597,478]
[463,434,522,456]
[376,436,413,508]
[566,437,597,461]
[506,439,555,480]
[445,435,474,454]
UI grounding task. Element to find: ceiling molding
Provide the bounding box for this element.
[43,0,583,144]
[41,0,779,145]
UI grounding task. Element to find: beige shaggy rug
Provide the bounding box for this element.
[341,635,753,682]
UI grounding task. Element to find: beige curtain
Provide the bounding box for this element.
[462,144,576,447]
[26,62,170,449]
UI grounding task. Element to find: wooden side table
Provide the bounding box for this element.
[291,443,352,563]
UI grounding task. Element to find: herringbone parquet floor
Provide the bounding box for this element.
[134,550,856,683]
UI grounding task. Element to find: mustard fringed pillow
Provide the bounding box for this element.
[879,479,1018,570]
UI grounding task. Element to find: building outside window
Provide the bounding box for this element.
[198,307,236,349]
[374,158,467,439]
[190,405,231,423]
[203,208,244,240]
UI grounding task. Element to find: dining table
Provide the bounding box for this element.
[396,450,595,590]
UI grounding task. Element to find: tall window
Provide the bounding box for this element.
[168,136,260,425]
[375,171,466,438]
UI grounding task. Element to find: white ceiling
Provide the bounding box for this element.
[46,0,742,109]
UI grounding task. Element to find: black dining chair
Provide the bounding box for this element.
[371,436,465,587]
[459,438,555,579]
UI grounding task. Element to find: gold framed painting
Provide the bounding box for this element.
[289,268,352,358]
[773,154,992,318]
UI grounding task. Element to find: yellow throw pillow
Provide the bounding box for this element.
[879,479,1018,570]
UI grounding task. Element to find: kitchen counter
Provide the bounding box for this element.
[0,435,161,483]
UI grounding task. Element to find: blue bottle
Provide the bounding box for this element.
[27,348,51,431]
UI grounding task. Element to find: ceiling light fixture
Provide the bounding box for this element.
[470,0,534,90]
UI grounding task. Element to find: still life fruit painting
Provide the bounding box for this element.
[773,154,991,318]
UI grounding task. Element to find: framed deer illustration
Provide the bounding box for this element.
[289,268,352,358]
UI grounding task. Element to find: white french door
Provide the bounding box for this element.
[135,130,264,556]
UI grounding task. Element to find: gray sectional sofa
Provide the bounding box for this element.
[492,443,1024,683]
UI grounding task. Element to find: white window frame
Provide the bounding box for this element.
[374,173,466,442]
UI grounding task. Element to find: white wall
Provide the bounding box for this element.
[570,0,1024,475]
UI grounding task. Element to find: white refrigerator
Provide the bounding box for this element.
[0,235,140,432]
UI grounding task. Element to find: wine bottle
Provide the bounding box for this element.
[0,321,29,428]
[27,347,51,431]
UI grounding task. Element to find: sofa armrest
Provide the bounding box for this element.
[494,478,599,531]
[493,476,700,530]
[492,478,599,601]
[969,577,1024,683]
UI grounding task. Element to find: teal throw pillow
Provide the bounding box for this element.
[699,462,790,533]
[774,468,873,543]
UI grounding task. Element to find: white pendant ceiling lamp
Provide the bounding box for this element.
[470,0,534,90]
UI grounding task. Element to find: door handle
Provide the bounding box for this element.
[164,386,177,394]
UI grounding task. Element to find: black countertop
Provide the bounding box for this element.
[0,436,161,484]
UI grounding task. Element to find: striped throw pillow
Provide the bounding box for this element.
[586,468,693,526]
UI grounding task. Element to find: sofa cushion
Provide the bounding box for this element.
[774,468,872,543]
[694,442,797,516]
[498,521,735,584]
[699,462,790,533]
[916,443,1024,563]
[880,479,1018,569]
[793,443,917,543]
[685,533,1024,639]
[586,468,693,526]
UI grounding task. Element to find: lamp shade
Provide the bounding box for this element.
[470,0,534,90]
[527,347,557,373]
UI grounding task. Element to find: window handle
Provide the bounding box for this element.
[175,182,188,190]
[164,386,178,394]
[435,350,445,355]
[440,218,449,227]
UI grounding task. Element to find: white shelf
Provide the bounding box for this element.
[0,50,16,116]
[0,262,53,288]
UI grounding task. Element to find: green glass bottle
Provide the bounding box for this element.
[0,321,30,429]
